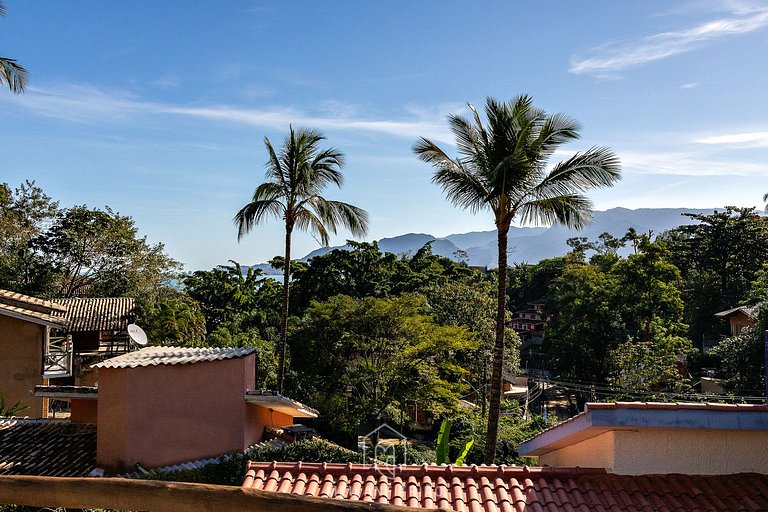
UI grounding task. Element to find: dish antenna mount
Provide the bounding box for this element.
[127,323,148,346]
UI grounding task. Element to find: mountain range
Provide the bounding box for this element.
[249,207,716,272]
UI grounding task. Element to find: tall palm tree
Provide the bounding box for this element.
[0,2,27,93]
[235,127,369,393]
[414,95,620,463]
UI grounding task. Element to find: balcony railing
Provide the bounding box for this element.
[43,335,73,378]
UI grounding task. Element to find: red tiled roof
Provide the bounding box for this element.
[242,462,768,512]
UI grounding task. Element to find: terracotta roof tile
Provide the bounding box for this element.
[0,289,67,312]
[243,463,768,512]
[52,297,135,332]
[0,301,68,327]
[0,418,96,477]
[93,345,255,368]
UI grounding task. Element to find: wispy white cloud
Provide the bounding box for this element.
[570,4,768,76]
[618,148,767,177]
[695,131,768,147]
[680,82,700,89]
[3,83,454,143]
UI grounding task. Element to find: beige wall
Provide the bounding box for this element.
[97,354,259,473]
[540,428,768,475]
[0,315,45,416]
[540,431,615,469]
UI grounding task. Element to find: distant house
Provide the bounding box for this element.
[509,300,549,348]
[714,305,758,336]
[32,345,317,474]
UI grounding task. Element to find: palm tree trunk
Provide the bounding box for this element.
[278,224,292,393]
[484,225,509,464]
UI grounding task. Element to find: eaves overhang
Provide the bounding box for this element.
[519,402,768,457]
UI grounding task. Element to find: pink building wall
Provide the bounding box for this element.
[96,354,260,473]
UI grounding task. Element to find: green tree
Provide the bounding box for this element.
[183,261,280,338]
[235,127,369,393]
[414,95,620,462]
[0,181,59,295]
[547,262,622,382]
[290,294,474,444]
[0,2,27,93]
[137,291,207,347]
[663,207,768,341]
[30,205,180,299]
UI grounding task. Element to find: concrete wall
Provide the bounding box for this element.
[540,428,768,475]
[246,404,293,446]
[0,315,45,416]
[97,354,258,473]
[70,398,98,424]
[540,431,615,470]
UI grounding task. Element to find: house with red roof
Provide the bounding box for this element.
[0,289,137,417]
[242,402,768,511]
[16,346,317,475]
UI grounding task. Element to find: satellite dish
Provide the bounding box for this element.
[127,323,148,346]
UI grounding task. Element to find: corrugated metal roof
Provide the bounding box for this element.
[52,297,135,332]
[93,345,256,369]
[0,418,96,477]
[0,288,67,312]
[242,462,768,512]
[0,302,68,327]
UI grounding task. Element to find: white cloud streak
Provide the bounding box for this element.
[4,84,454,144]
[570,5,768,76]
[618,149,767,177]
[696,131,768,147]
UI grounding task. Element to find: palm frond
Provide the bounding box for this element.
[307,147,345,192]
[234,183,286,240]
[534,146,621,197]
[0,57,27,93]
[305,196,369,240]
[294,207,331,246]
[517,195,594,230]
[263,136,288,190]
[414,137,490,214]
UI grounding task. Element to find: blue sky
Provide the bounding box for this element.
[2,1,767,270]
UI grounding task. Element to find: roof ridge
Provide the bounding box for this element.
[245,461,607,477]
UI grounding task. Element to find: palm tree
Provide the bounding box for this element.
[0,2,27,93]
[414,95,620,463]
[235,127,369,392]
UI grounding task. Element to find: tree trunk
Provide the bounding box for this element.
[484,225,509,464]
[277,225,292,394]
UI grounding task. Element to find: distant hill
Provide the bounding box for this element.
[247,207,718,271]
